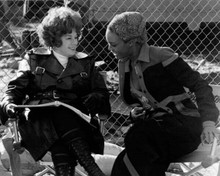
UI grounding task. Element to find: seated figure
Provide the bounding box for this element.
[0,6,111,176]
[105,11,219,176]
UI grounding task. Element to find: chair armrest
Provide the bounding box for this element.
[98,114,108,122]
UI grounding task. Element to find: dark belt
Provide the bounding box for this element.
[34,90,78,100]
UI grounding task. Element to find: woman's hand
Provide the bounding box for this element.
[82,93,104,115]
[130,106,146,121]
[5,103,16,118]
[201,121,218,144]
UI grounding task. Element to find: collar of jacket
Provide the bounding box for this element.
[137,42,150,63]
[119,43,150,72]
[118,43,150,105]
[118,42,150,63]
[41,54,84,78]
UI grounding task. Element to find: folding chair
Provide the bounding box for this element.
[11,59,109,176]
[167,131,220,176]
[166,84,220,176]
[9,101,107,176]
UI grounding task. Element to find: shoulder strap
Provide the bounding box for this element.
[27,48,51,72]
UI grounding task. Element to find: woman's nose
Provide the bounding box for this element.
[72,39,78,45]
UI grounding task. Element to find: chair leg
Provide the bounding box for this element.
[217,162,220,176]
[35,163,56,176]
[35,163,89,176]
[35,167,54,176]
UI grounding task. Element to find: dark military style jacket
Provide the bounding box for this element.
[0,48,111,160]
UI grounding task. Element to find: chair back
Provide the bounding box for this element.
[211,84,220,111]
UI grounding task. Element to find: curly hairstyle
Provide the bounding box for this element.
[37,6,83,47]
[107,11,148,44]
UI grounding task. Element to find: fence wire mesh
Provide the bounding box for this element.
[0,0,220,151]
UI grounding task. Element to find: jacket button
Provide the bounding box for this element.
[57,79,62,83]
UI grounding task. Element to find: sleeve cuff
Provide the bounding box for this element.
[202,120,216,128]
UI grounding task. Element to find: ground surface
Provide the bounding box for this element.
[0,160,11,176]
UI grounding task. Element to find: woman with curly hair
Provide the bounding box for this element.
[0,6,111,176]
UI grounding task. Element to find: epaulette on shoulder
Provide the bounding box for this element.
[28,47,52,55]
[27,47,51,72]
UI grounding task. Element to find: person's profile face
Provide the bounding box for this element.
[105,28,130,60]
[54,29,79,57]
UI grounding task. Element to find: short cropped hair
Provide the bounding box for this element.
[37,6,83,47]
[107,11,148,44]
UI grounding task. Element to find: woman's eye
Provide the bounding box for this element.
[64,37,71,40]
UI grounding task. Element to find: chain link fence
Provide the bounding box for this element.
[0,0,220,148]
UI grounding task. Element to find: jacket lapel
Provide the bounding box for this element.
[41,55,84,78]
[59,57,84,78]
[42,55,64,75]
